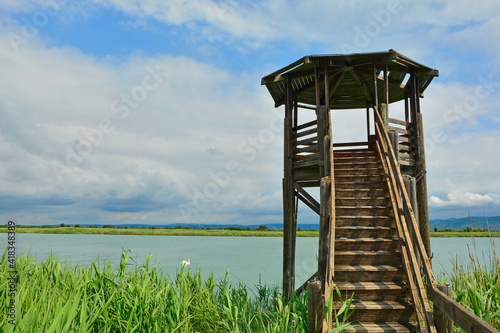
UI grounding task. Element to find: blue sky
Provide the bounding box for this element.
[0,0,499,226]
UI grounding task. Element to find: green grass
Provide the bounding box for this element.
[2,226,499,238]
[430,231,500,237]
[0,250,351,332]
[0,226,319,237]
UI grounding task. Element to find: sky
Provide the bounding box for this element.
[0,0,499,226]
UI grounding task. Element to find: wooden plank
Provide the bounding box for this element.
[294,146,319,154]
[388,117,407,126]
[296,135,318,146]
[332,141,369,148]
[293,155,321,168]
[293,119,317,132]
[294,127,317,138]
[387,126,407,134]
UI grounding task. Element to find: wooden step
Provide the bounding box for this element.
[335,238,399,251]
[336,206,393,217]
[336,216,394,227]
[335,251,401,265]
[334,282,408,302]
[345,322,416,332]
[336,188,388,198]
[335,174,385,183]
[335,167,382,176]
[335,181,387,190]
[334,149,375,156]
[336,197,389,207]
[337,300,415,322]
[335,265,404,282]
[336,226,397,238]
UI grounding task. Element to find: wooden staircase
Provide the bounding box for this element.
[333,148,417,332]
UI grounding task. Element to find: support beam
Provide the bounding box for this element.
[416,112,431,259]
[283,77,296,302]
[294,181,320,215]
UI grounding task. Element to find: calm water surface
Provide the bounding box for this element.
[8,233,500,290]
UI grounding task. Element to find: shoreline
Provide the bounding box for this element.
[1,226,500,238]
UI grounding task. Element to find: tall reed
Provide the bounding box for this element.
[0,250,351,332]
[437,216,500,331]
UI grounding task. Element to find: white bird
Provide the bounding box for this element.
[181,258,190,266]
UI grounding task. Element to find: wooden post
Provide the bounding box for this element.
[435,284,453,333]
[388,131,399,165]
[318,177,331,290]
[416,112,431,259]
[317,106,327,178]
[307,281,324,333]
[283,77,296,302]
[380,103,388,129]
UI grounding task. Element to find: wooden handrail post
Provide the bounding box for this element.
[435,284,453,333]
[308,281,324,333]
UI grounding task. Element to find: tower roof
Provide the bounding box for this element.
[261,50,438,109]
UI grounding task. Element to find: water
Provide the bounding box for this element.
[6,233,500,290]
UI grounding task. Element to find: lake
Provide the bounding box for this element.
[9,233,500,291]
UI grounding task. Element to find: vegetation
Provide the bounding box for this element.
[2,225,500,237]
[0,250,352,332]
[438,237,500,330]
[0,225,319,237]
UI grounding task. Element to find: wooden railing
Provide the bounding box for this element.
[388,117,415,167]
[374,106,499,333]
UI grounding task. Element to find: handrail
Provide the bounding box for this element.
[374,109,434,333]
[373,106,499,333]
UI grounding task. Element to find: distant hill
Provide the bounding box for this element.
[429,216,500,231]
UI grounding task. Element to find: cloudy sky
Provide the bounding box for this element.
[0,0,499,226]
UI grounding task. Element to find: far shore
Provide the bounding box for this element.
[1,226,500,238]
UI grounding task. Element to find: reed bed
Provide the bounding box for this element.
[0,250,351,332]
[437,234,500,331]
[450,237,500,331]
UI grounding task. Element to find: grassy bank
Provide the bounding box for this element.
[0,251,352,332]
[0,226,320,237]
[2,226,500,237]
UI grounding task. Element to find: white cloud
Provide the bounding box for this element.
[430,192,499,207]
[2,0,500,224]
[0,23,288,225]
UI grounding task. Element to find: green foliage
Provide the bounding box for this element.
[449,255,500,330]
[437,236,500,331]
[0,251,353,332]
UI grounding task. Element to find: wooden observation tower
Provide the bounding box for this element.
[261,50,498,332]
